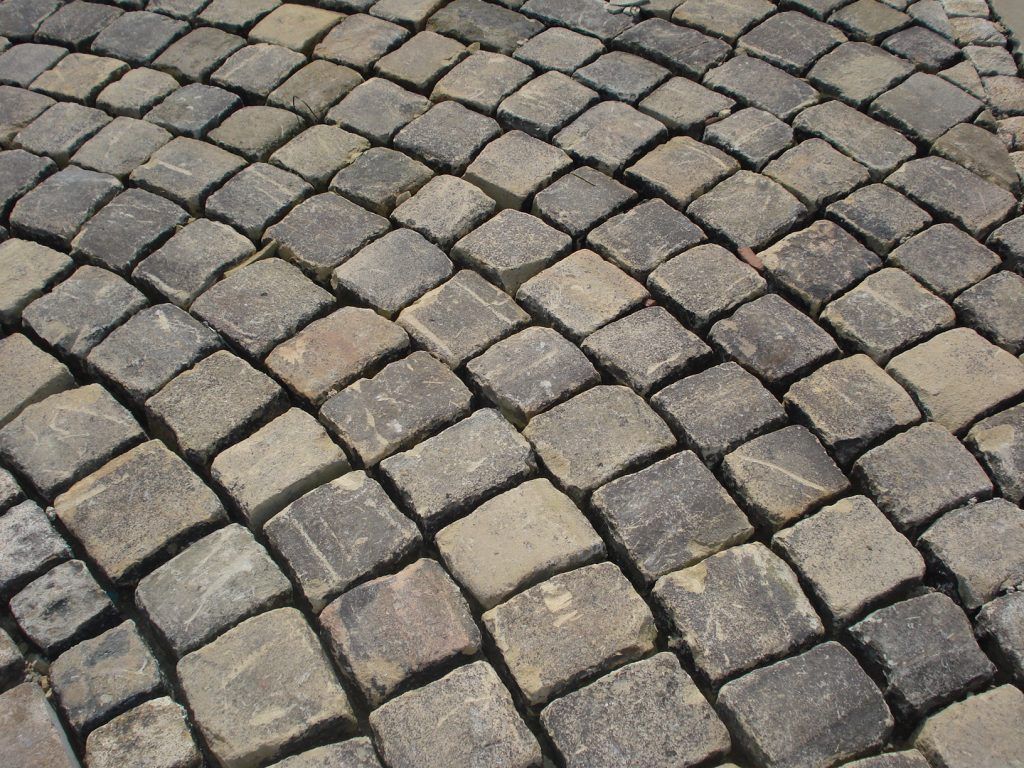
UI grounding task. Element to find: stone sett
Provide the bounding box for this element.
[976,591,1024,684]
[0,683,80,768]
[392,175,495,250]
[967,403,1024,504]
[888,224,1000,299]
[0,500,71,597]
[914,685,1024,768]
[0,333,73,429]
[587,199,705,279]
[498,70,599,141]
[274,125,370,190]
[704,107,794,170]
[531,166,635,239]
[329,147,431,216]
[84,697,201,768]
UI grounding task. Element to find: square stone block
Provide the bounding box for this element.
[95,68,179,118]
[870,72,982,144]
[738,10,847,74]
[764,138,870,211]
[574,51,669,104]
[464,130,571,210]
[638,75,734,133]
[144,83,240,139]
[828,184,933,256]
[273,125,369,190]
[130,137,244,215]
[967,403,1024,504]
[199,0,280,32]
[672,0,773,40]
[587,199,704,279]
[0,333,72,429]
[392,175,496,249]
[954,271,1024,355]
[205,163,312,242]
[498,70,598,141]
[374,30,467,92]
[431,51,532,114]
[152,26,245,83]
[10,165,121,248]
[704,55,819,120]
[30,53,127,104]
[329,146,430,216]
[249,4,340,54]
[626,136,738,210]
[91,11,187,66]
[0,43,64,88]
[426,0,544,54]
[210,43,305,100]
[326,77,428,145]
[914,685,1024,768]
[71,117,171,180]
[809,42,912,106]
[84,697,202,768]
[554,100,665,175]
[704,107,794,170]
[314,15,407,73]
[0,148,54,218]
[0,683,78,768]
[976,592,1024,684]
[513,25,602,72]
[0,500,71,596]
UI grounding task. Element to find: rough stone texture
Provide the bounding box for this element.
[0,683,80,768]
[914,685,1024,768]
[827,184,931,255]
[0,332,73,429]
[530,166,635,239]
[498,70,599,141]
[540,653,730,768]
[793,100,915,179]
[554,100,665,175]
[10,165,121,248]
[205,163,312,242]
[638,76,735,132]
[704,107,794,170]
[178,608,355,768]
[717,642,892,768]
[392,175,496,250]
[273,126,369,190]
[870,72,982,143]
[464,130,571,210]
[84,697,201,768]
[887,224,1000,299]
[955,271,1024,354]
[143,84,240,139]
[130,137,245,215]
[587,199,704,279]
[483,562,657,705]
[976,591,1024,684]
[967,403,1024,503]
[704,54,820,120]
[327,77,429,145]
[688,171,808,251]
[136,524,291,656]
[653,542,823,684]
[0,500,71,596]
[266,739,381,768]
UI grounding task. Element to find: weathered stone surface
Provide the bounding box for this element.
[152,26,245,83]
[273,126,369,190]
[0,148,53,221]
[554,100,665,175]
[327,77,428,145]
[626,136,738,210]
[178,608,355,768]
[205,163,312,242]
[31,52,126,102]
[914,685,1024,768]
[96,67,179,118]
[934,122,1020,194]
[329,147,430,217]
[50,621,164,734]
[967,403,1024,503]
[10,165,120,248]
[85,697,201,768]
[484,562,656,705]
[653,542,823,684]
[144,83,241,139]
[267,739,381,768]
[392,175,496,249]
[91,11,187,66]
[794,100,915,179]
[718,642,892,768]
[530,166,635,239]
[369,661,540,768]
[266,472,421,612]
[211,42,305,100]
[199,0,280,32]
[704,107,794,170]
[136,524,290,656]
[0,333,73,429]
[0,500,70,596]
[0,627,22,687]
[11,559,115,656]
[574,51,668,104]
[887,224,1000,299]
[249,4,340,53]
[739,10,846,74]
[0,467,22,512]
[955,271,1024,354]
[704,54,819,120]
[431,51,532,115]
[374,31,467,92]
[540,653,730,768]
[131,137,245,214]
[522,0,634,40]
[842,753,930,768]
[0,84,52,145]
[71,117,171,180]
[427,0,543,54]
[0,683,79,768]
[498,70,598,141]
[146,350,286,465]
[587,199,704,279]
[381,409,534,529]
[976,591,1024,683]
[512,25,602,73]
[315,15,407,72]
[827,183,931,255]
[321,558,479,706]
[870,72,982,143]
[688,171,808,251]
[765,138,870,211]
[639,75,733,133]
[465,130,571,210]
[207,105,303,164]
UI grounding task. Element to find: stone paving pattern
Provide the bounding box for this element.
[0,0,1023,766]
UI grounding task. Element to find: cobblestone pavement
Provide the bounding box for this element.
[1,0,1024,767]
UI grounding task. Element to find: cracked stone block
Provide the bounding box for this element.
[653,542,823,684]
[704,107,793,170]
[133,218,253,308]
[512,26,603,73]
[710,293,838,387]
[374,30,466,91]
[554,100,665,175]
[267,60,361,122]
[689,171,808,251]
[249,3,340,54]
[517,250,647,342]
[427,0,544,53]
[955,271,1024,354]
[638,75,733,132]
[0,147,53,216]
[967,403,1024,503]
[306,86,399,147]
[718,642,892,768]
[29,53,127,104]
[827,183,931,254]
[914,685,1024,768]
[333,230,450,318]
[72,189,187,275]
[10,165,120,248]
[484,562,655,706]
[833,0,911,42]
[723,425,850,530]
[705,55,819,120]
[96,67,177,118]
[267,192,389,281]
[210,43,305,100]
[0,43,64,87]
[329,146,430,215]
[265,471,421,612]
[369,661,540,768]
[464,130,571,210]
[178,608,355,768]
[267,739,381,768]
[774,495,925,625]
[0,501,70,596]
[267,307,410,408]
[887,328,1024,433]
[198,0,280,32]
[582,307,711,395]
[794,101,915,180]
[273,125,369,190]
[36,2,122,48]
[71,117,171,179]
[192,258,332,361]
[91,10,186,65]
[497,70,599,140]
[888,224,1000,299]
[919,498,1024,609]
[870,72,982,143]
[0,333,73,429]
[616,17,731,77]
[452,210,570,293]
[394,100,498,176]
[136,524,290,657]
[314,15,408,73]
[739,11,847,74]
[380,408,535,529]
[396,175,496,249]
[0,84,46,146]
[764,138,870,211]
[397,269,527,367]
[976,592,1024,683]
[207,106,303,163]
[146,350,286,464]
[785,354,920,466]
[321,558,479,706]
[652,361,786,464]
[1,383,145,500]
[626,136,739,210]
[131,137,245,215]
[888,156,1016,239]
[574,51,669,104]
[152,26,244,82]
[522,0,635,40]
[11,559,115,656]
[432,51,532,115]
[540,653,730,768]
[593,451,752,584]
[466,326,598,427]
[50,621,164,734]
[934,123,1020,195]
[587,199,704,279]
[84,697,201,768]
[0,684,79,768]
[206,163,312,241]
[211,408,348,529]
[144,84,241,139]
[531,166,635,239]
[524,385,675,501]
[437,479,603,609]
[672,0,774,41]
[851,592,994,718]
[808,42,912,107]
